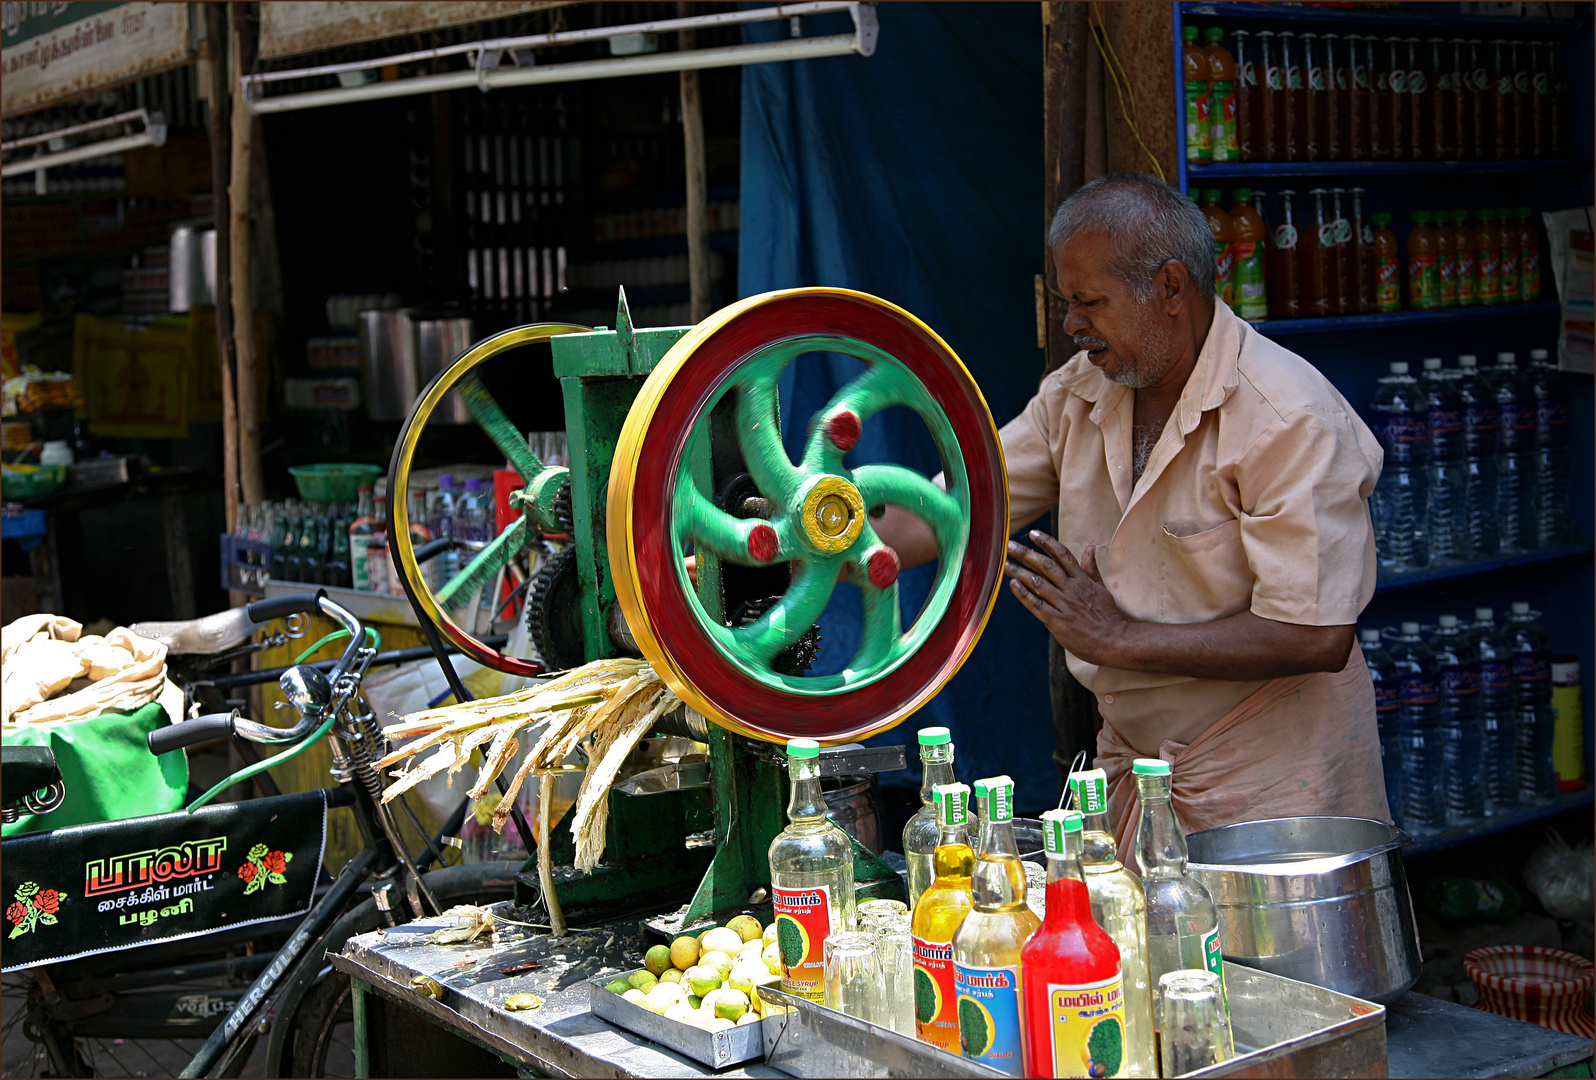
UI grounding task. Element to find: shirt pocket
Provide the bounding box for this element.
[1157,518,1252,621]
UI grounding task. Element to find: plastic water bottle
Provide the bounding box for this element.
[1505,602,1557,804]
[1454,355,1500,558]
[1389,622,1446,834]
[1489,352,1537,553]
[1470,607,1519,815]
[427,477,462,591]
[1368,362,1430,573]
[1421,358,1469,566]
[1527,348,1572,548]
[1430,615,1483,825]
[456,477,490,544]
[1361,628,1404,827]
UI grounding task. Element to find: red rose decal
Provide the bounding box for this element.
[262,851,287,875]
[238,862,257,883]
[33,890,59,914]
[6,902,26,926]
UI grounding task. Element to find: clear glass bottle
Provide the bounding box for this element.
[1021,810,1128,1080]
[1134,759,1229,1043]
[1070,769,1157,1078]
[911,782,973,1053]
[769,738,856,1002]
[903,726,956,911]
[952,776,1039,1076]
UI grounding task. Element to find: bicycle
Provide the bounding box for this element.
[1,589,530,1078]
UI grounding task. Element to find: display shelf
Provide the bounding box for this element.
[1375,544,1594,594]
[1249,300,1561,336]
[1180,1,1583,30]
[1403,786,1593,859]
[1190,159,1580,179]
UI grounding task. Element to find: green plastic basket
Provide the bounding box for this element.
[288,463,384,503]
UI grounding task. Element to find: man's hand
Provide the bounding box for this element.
[1004,529,1356,681]
[1004,531,1128,666]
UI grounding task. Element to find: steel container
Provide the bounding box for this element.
[822,774,886,854]
[410,306,475,424]
[1187,816,1422,1005]
[356,307,418,422]
[168,222,216,312]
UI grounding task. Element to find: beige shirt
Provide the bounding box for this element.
[999,301,1385,792]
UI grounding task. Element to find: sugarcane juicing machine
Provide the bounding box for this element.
[383,287,1008,926]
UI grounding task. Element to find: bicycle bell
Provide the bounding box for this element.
[280,664,333,715]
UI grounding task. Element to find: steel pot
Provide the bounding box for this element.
[1186,816,1421,1005]
[356,307,418,422]
[410,306,475,424]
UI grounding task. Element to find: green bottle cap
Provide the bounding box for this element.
[1516,206,1532,219]
[976,776,1014,823]
[1184,25,1199,41]
[972,777,990,804]
[917,726,951,746]
[1373,212,1391,226]
[1068,768,1110,815]
[1497,206,1513,218]
[1233,187,1253,203]
[1412,210,1430,224]
[1203,187,1222,204]
[1479,208,1495,222]
[1132,758,1171,777]
[786,738,820,759]
[1452,209,1469,224]
[1203,27,1223,43]
[1041,809,1083,855]
[932,783,969,828]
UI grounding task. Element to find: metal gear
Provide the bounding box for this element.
[727,595,820,677]
[525,546,585,671]
[549,479,574,533]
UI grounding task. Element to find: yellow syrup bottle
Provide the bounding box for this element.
[911,782,973,1052]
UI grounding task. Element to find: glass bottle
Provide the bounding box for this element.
[912,782,973,1052]
[349,485,378,591]
[1350,187,1376,313]
[1134,759,1228,1035]
[953,777,1038,1076]
[1021,810,1127,1080]
[269,500,292,581]
[1497,205,1521,303]
[904,726,956,911]
[1269,189,1303,318]
[1067,770,1156,1078]
[770,738,857,1002]
[327,507,352,589]
[296,509,321,585]
[367,494,391,595]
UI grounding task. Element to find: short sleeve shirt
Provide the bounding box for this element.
[997,302,1384,754]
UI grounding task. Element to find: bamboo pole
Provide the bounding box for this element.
[230,2,263,507]
[207,4,238,535]
[679,11,711,324]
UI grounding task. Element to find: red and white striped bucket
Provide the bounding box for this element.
[1464,946,1596,1038]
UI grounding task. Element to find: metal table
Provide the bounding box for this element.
[333,907,1594,1079]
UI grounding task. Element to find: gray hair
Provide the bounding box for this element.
[1047,173,1216,304]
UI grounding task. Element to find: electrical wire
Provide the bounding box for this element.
[1088,2,1166,183]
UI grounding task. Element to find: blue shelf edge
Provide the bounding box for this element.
[1180,1,1587,29]
[1190,159,1582,178]
[1375,544,1594,593]
[1403,787,1593,858]
[1251,301,1561,336]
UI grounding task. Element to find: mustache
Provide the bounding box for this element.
[1073,335,1109,351]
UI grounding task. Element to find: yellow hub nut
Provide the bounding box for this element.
[799,476,865,553]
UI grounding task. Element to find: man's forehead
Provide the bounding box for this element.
[1054,230,1121,294]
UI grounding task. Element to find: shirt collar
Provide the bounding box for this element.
[1060,302,1244,430]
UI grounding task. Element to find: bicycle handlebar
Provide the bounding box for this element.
[148,711,239,754]
[245,591,326,623]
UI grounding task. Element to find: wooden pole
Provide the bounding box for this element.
[230,2,263,507]
[679,10,711,324]
[207,3,238,534]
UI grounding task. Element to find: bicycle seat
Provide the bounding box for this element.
[1,744,61,798]
[129,607,258,657]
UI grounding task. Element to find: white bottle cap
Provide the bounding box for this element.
[1360,628,1381,644]
[1475,606,1494,621]
[1423,357,1443,370]
[1512,601,1531,614]
[1497,351,1517,364]
[1530,348,1550,361]
[1438,614,1459,627]
[1390,361,1410,374]
[1401,621,1421,635]
[1459,354,1478,367]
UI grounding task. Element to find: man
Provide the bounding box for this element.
[877,173,1389,851]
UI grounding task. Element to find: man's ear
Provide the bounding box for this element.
[1157,259,1190,316]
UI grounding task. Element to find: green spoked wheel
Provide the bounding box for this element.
[609,288,1008,744]
[387,322,589,677]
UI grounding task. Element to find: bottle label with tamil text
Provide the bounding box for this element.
[772,884,832,1002]
[1047,974,1127,1079]
[954,962,1024,1076]
[915,935,962,1050]
[1201,926,1231,1018]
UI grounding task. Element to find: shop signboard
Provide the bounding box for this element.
[257,1,570,61]
[1,2,194,118]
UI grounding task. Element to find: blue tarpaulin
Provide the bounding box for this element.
[739,3,1057,809]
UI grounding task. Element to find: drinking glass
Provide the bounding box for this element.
[855,903,914,1035]
[823,931,884,1026]
[1158,970,1235,1076]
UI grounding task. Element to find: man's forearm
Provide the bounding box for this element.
[869,505,940,570]
[1096,610,1355,682]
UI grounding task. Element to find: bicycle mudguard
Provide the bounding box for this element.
[1,789,338,972]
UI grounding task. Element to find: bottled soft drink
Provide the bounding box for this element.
[327,509,352,589]
[1455,355,1500,557]
[911,783,973,1051]
[1505,602,1556,803]
[296,511,322,585]
[1361,627,1404,826]
[269,502,292,580]
[349,486,379,591]
[1489,352,1537,552]
[1368,361,1430,573]
[904,727,957,911]
[770,739,858,1003]
[1431,615,1483,824]
[367,494,392,595]
[1421,357,1469,566]
[1527,348,1571,547]
[1390,621,1445,834]
[1470,607,1519,815]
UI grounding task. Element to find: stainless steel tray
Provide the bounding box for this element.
[757,985,1011,1078]
[587,976,765,1069]
[1187,961,1387,1078]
